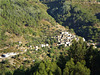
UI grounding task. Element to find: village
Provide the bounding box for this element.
[56,31,80,46]
[0,31,97,62]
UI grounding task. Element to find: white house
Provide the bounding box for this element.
[83,38,85,41]
[65,32,69,35]
[35,46,38,51]
[46,44,49,47]
[65,42,71,46]
[67,37,71,39]
[18,41,22,44]
[61,32,65,34]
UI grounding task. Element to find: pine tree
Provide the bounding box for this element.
[63,58,90,75]
[68,39,87,63]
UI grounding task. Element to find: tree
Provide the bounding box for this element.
[33,61,62,75]
[68,39,87,63]
[63,58,90,75]
[47,1,99,42]
[13,66,26,75]
[57,55,69,71]
[85,45,100,75]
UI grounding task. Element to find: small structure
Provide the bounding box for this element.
[65,42,71,47]
[35,46,38,51]
[41,44,46,47]
[67,37,71,39]
[83,38,85,41]
[46,44,49,47]
[33,60,35,62]
[61,32,65,34]
[18,41,22,44]
[65,32,69,34]
[40,44,49,47]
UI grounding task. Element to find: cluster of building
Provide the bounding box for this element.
[55,31,98,49]
[18,41,50,51]
[35,44,49,51]
[56,31,85,47]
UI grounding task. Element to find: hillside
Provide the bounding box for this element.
[0,0,68,74]
[42,0,100,42]
[0,0,63,48]
[0,0,100,75]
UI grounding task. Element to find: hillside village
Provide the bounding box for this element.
[0,31,76,59]
[0,0,100,74]
[0,31,98,61]
[56,31,80,46]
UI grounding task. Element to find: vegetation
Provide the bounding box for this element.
[0,39,100,75]
[0,0,100,75]
[0,0,57,47]
[45,0,100,42]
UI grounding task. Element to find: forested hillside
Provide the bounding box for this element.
[42,0,100,42]
[0,0,100,75]
[0,0,59,47]
[1,39,100,75]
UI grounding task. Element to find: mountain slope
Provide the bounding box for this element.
[43,0,100,42]
[0,0,63,48]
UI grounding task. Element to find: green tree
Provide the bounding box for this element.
[63,58,90,75]
[57,55,69,71]
[85,45,100,75]
[68,39,87,63]
[33,61,62,75]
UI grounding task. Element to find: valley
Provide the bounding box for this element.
[0,0,100,75]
